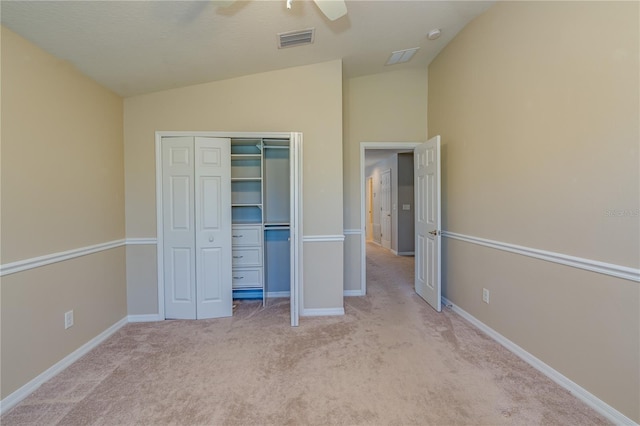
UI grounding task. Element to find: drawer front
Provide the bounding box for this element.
[232,226,262,246]
[232,268,263,289]
[232,247,262,267]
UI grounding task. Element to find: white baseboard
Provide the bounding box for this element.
[344,290,364,296]
[441,297,637,426]
[397,251,414,256]
[0,316,128,416]
[127,314,163,323]
[301,307,345,317]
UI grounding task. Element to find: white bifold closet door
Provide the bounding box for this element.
[162,136,232,320]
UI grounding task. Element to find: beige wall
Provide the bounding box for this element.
[1,28,125,261]
[0,27,126,398]
[342,69,427,292]
[124,60,344,314]
[428,2,639,421]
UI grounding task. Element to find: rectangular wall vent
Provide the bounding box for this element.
[278,28,315,49]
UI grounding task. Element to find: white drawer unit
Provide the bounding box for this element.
[231,225,262,246]
[232,268,263,289]
[232,247,263,267]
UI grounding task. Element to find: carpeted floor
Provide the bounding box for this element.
[2,242,609,425]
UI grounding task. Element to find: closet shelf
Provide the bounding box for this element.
[231,177,262,181]
[232,203,263,207]
[231,154,262,160]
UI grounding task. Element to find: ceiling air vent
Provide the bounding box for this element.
[278,28,315,49]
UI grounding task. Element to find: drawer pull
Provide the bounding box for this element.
[232,235,243,238]
[233,255,244,259]
[233,276,244,280]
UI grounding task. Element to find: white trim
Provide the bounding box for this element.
[441,297,637,426]
[301,307,345,316]
[302,235,345,242]
[0,317,128,415]
[290,132,303,327]
[360,142,424,297]
[155,131,294,139]
[126,238,157,245]
[0,238,160,277]
[155,132,166,320]
[344,289,364,296]
[397,251,415,256]
[443,231,640,283]
[267,291,290,298]
[0,240,126,277]
[127,314,163,322]
[343,229,362,235]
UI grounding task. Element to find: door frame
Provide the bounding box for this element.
[366,177,373,241]
[359,142,422,295]
[156,131,303,325]
[379,168,392,249]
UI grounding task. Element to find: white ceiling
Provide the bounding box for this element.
[1,1,493,97]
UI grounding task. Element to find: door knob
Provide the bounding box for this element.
[428,230,438,236]
[209,236,214,242]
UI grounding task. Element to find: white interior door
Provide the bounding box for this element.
[163,137,197,319]
[194,137,232,319]
[415,136,441,312]
[162,136,232,320]
[289,132,303,327]
[380,169,392,249]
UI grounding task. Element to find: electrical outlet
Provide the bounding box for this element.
[482,288,490,304]
[64,310,74,329]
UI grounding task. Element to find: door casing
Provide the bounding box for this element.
[359,142,422,296]
[380,169,392,249]
[156,131,303,325]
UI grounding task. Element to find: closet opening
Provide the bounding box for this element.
[155,132,303,326]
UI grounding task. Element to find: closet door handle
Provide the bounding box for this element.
[233,255,244,259]
[233,276,244,280]
[232,235,243,238]
[208,236,214,242]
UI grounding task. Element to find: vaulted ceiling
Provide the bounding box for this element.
[1,1,494,97]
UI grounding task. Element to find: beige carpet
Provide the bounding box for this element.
[2,242,609,425]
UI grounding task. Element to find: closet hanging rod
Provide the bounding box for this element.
[263,145,289,150]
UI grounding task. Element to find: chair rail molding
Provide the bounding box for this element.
[0,239,126,277]
[126,238,158,245]
[302,235,345,242]
[442,231,639,283]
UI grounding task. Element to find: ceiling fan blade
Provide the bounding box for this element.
[313,0,347,21]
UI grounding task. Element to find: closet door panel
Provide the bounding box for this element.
[195,137,232,319]
[162,137,196,319]
[200,177,221,229]
[168,248,193,301]
[200,247,223,301]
